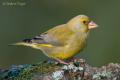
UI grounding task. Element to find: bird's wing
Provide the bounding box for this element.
[23,24,74,46]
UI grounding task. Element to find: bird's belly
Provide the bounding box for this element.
[49,52,76,59]
[47,45,82,60]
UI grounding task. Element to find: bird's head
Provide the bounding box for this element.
[67,15,98,33]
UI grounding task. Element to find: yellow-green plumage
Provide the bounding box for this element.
[37,24,88,59]
[14,15,98,63]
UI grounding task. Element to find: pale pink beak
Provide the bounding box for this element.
[88,21,98,29]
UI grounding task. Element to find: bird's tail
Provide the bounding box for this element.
[9,38,33,47]
[9,42,32,47]
[9,38,52,49]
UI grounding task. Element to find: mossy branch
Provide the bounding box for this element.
[0,59,120,80]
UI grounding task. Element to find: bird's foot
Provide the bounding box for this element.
[54,58,69,65]
[68,57,86,63]
[54,58,86,65]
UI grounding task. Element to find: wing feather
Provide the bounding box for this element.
[23,24,73,46]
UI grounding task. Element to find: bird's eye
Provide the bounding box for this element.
[82,20,89,25]
[83,20,87,24]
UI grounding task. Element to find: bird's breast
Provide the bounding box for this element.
[66,40,85,55]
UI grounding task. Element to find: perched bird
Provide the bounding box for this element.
[14,15,98,64]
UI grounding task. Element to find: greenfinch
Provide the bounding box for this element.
[14,15,98,64]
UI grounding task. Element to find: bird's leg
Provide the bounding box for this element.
[54,58,69,65]
[67,57,75,61]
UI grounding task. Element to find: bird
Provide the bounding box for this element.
[13,15,98,64]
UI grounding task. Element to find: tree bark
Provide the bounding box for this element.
[0,59,120,80]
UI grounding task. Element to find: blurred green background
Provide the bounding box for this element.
[0,0,120,67]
